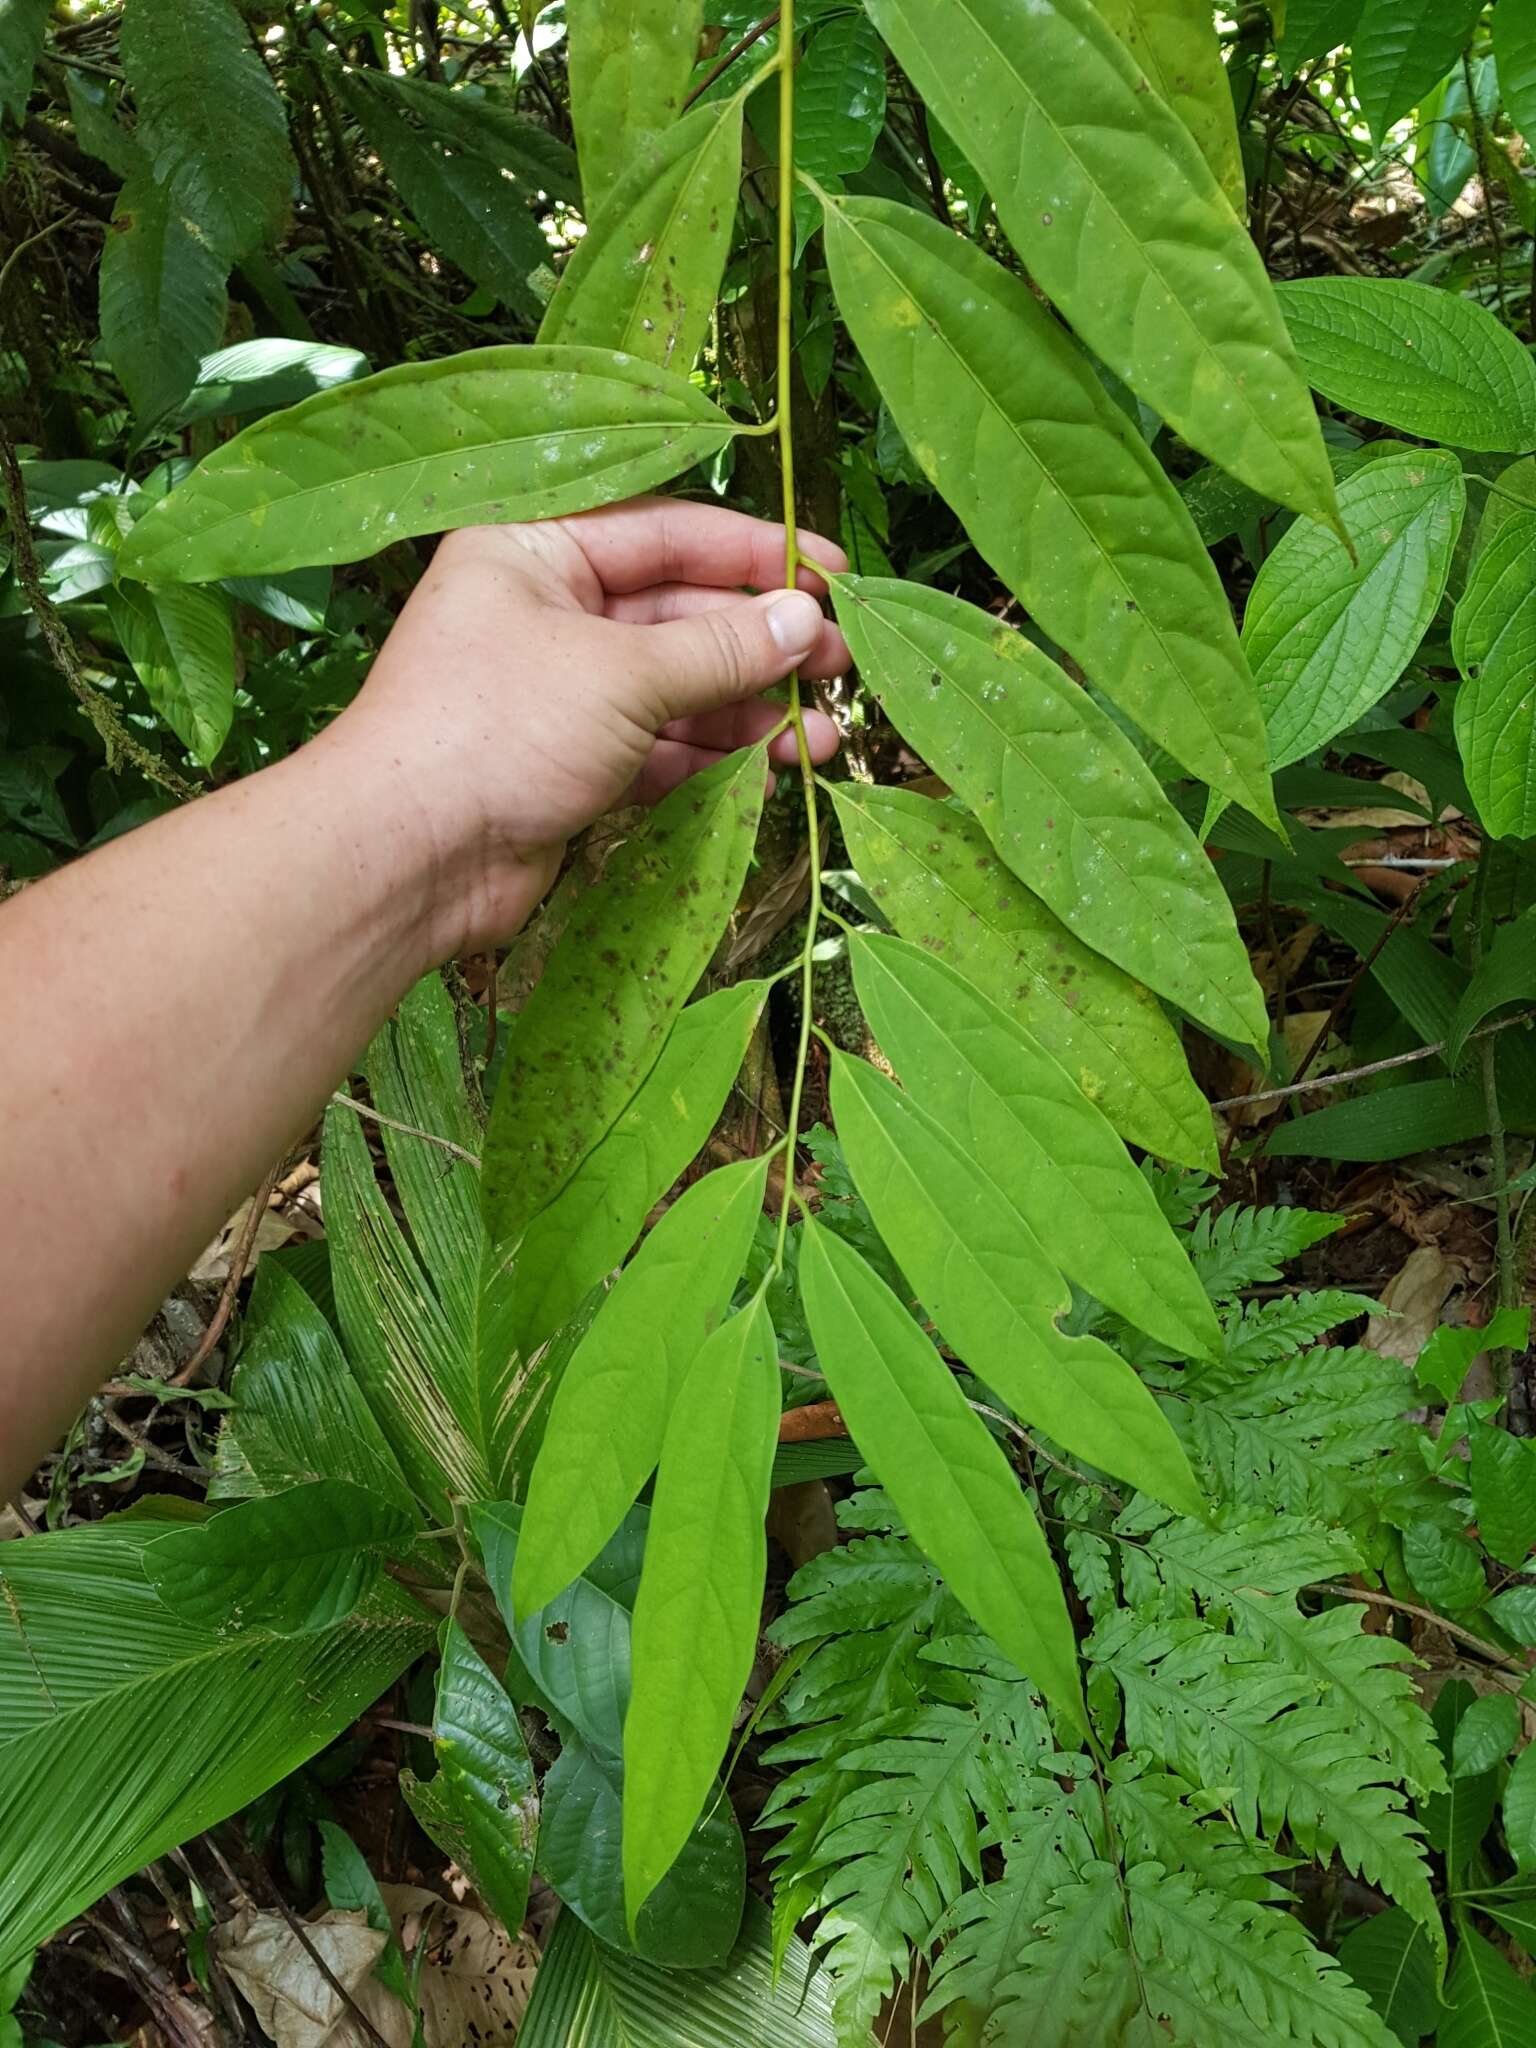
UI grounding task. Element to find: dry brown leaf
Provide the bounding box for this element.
[214,1908,386,2048]
[188,1197,297,1285]
[1363,1245,1463,1366]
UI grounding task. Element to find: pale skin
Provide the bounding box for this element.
[0,497,848,1500]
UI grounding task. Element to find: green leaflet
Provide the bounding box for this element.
[820,201,1276,825]
[1470,1426,1536,1570]
[119,0,293,266]
[117,346,738,585]
[831,576,1266,1050]
[541,90,743,371]
[106,579,235,765]
[143,1480,417,1635]
[1442,1926,1536,2048]
[1093,0,1244,205]
[623,1289,779,1925]
[513,1155,769,1616]
[796,12,888,181]
[863,0,1339,533]
[1449,911,1536,1064]
[848,933,1221,1360]
[830,1051,1206,1517]
[1244,449,1465,772]
[1451,1693,1520,1779]
[1500,0,1536,150]
[567,0,706,217]
[1454,513,1536,840]
[401,1620,537,1936]
[483,747,765,1248]
[1274,0,1362,80]
[1275,278,1536,452]
[100,168,229,427]
[797,1220,1086,1735]
[829,783,1215,1169]
[512,980,767,1358]
[1335,1908,1439,2046]
[1506,1751,1536,1874]
[1351,0,1485,145]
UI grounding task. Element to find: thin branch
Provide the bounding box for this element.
[683,9,780,110]
[329,1091,481,1166]
[1211,1006,1536,1113]
[171,1159,287,1386]
[1315,1582,1528,1678]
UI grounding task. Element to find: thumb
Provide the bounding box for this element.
[638,588,825,723]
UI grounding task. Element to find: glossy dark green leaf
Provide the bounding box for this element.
[401,1620,537,1935]
[178,338,368,425]
[107,578,235,764]
[864,0,1339,532]
[1351,0,1484,145]
[832,577,1266,1050]
[798,1220,1086,1733]
[119,0,294,264]
[829,783,1215,1168]
[1442,1926,1536,2048]
[341,70,555,321]
[624,1290,779,1924]
[1453,1692,1521,1778]
[796,11,887,180]
[118,346,737,584]
[221,565,331,633]
[1334,1907,1439,2047]
[513,1155,769,1616]
[143,1480,416,1635]
[483,747,765,1247]
[567,0,706,217]
[513,979,766,1359]
[100,169,229,426]
[1416,1310,1533,1407]
[1455,513,1536,840]
[830,1050,1205,1517]
[1500,0,1536,149]
[541,91,743,371]
[820,202,1276,824]
[1094,0,1243,204]
[848,932,1220,1359]
[0,0,48,128]
[1471,1425,1536,1569]
[1483,1880,1536,1956]
[1244,449,1465,771]
[1276,278,1536,451]
[1405,1523,1487,1612]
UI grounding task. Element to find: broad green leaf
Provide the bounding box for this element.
[100,168,229,426]
[1453,1692,1521,1777]
[829,782,1216,1169]
[117,346,738,585]
[1421,58,1495,220]
[0,1520,428,1974]
[513,980,766,1357]
[1094,0,1244,204]
[1500,0,1536,148]
[1244,448,1464,771]
[541,91,742,371]
[513,1155,770,1615]
[517,1894,844,2048]
[1416,1310,1533,1406]
[1455,513,1536,840]
[143,1479,416,1634]
[864,0,1340,533]
[402,1620,537,1935]
[1351,0,1484,145]
[1442,1926,1536,2048]
[1276,278,1536,451]
[848,932,1221,1360]
[318,1822,412,2010]
[796,11,887,181]
[1485,1882,1536,1956]
[798,1220,1086,1733]
[831,577,1266,1050]
[179,338,369,424]
[820,202,1276,825]
[1471,1425,1536,1569]
[830,1050,1206,1517]
[222,566,331,633]
[567,0,706,217]
[484,748,764,1246]
[1509,1751,1536,1871]
[210,1262,417,1513]
[119,0,294,264]
[107,578,236,764]
[341,69,554,321]
[1275,0,1363,80]
[1266,1077,1527,1163]
[1405,1522,1487,1612]
[1488,1587,1536,1647]
[1450,913,1536,1063]
[0,0,48,127]
[1334,1907,1439,2047]
[623,1290,779,1925]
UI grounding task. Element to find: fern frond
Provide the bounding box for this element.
[1104,1761,1291,1901]
[1218,1290,1377,1366]
[1189,1204,1345,1300]
[926,1864,1137,2047]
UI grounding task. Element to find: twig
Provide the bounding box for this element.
[1209,1006,1536,1112]
[0,425,200,803]
[683,9,780,110]
[0,215,73,304]
[171,1160,287,1387]
[1315,1582,1529,1678]
[329,1091,481,1166]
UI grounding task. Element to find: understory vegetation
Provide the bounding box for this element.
[10,1,1536,2043]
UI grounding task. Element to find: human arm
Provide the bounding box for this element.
[0,499,847,1497]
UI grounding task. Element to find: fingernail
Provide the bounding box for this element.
[765,590,822,655]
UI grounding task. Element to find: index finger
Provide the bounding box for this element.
[561,496,848,597]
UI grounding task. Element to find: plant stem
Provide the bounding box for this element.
[1473,841,1520,1402]
[772,0,819,1270]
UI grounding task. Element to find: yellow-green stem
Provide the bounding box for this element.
[773,0,820,1268]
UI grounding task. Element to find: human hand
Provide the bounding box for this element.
[325,497,849,962]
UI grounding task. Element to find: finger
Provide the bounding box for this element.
[630,588,827,723]
[563,496,848,596]
[609,582,851,679]
[768,709,840,767]
[628,738,729,808]
[658,701,842,765]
